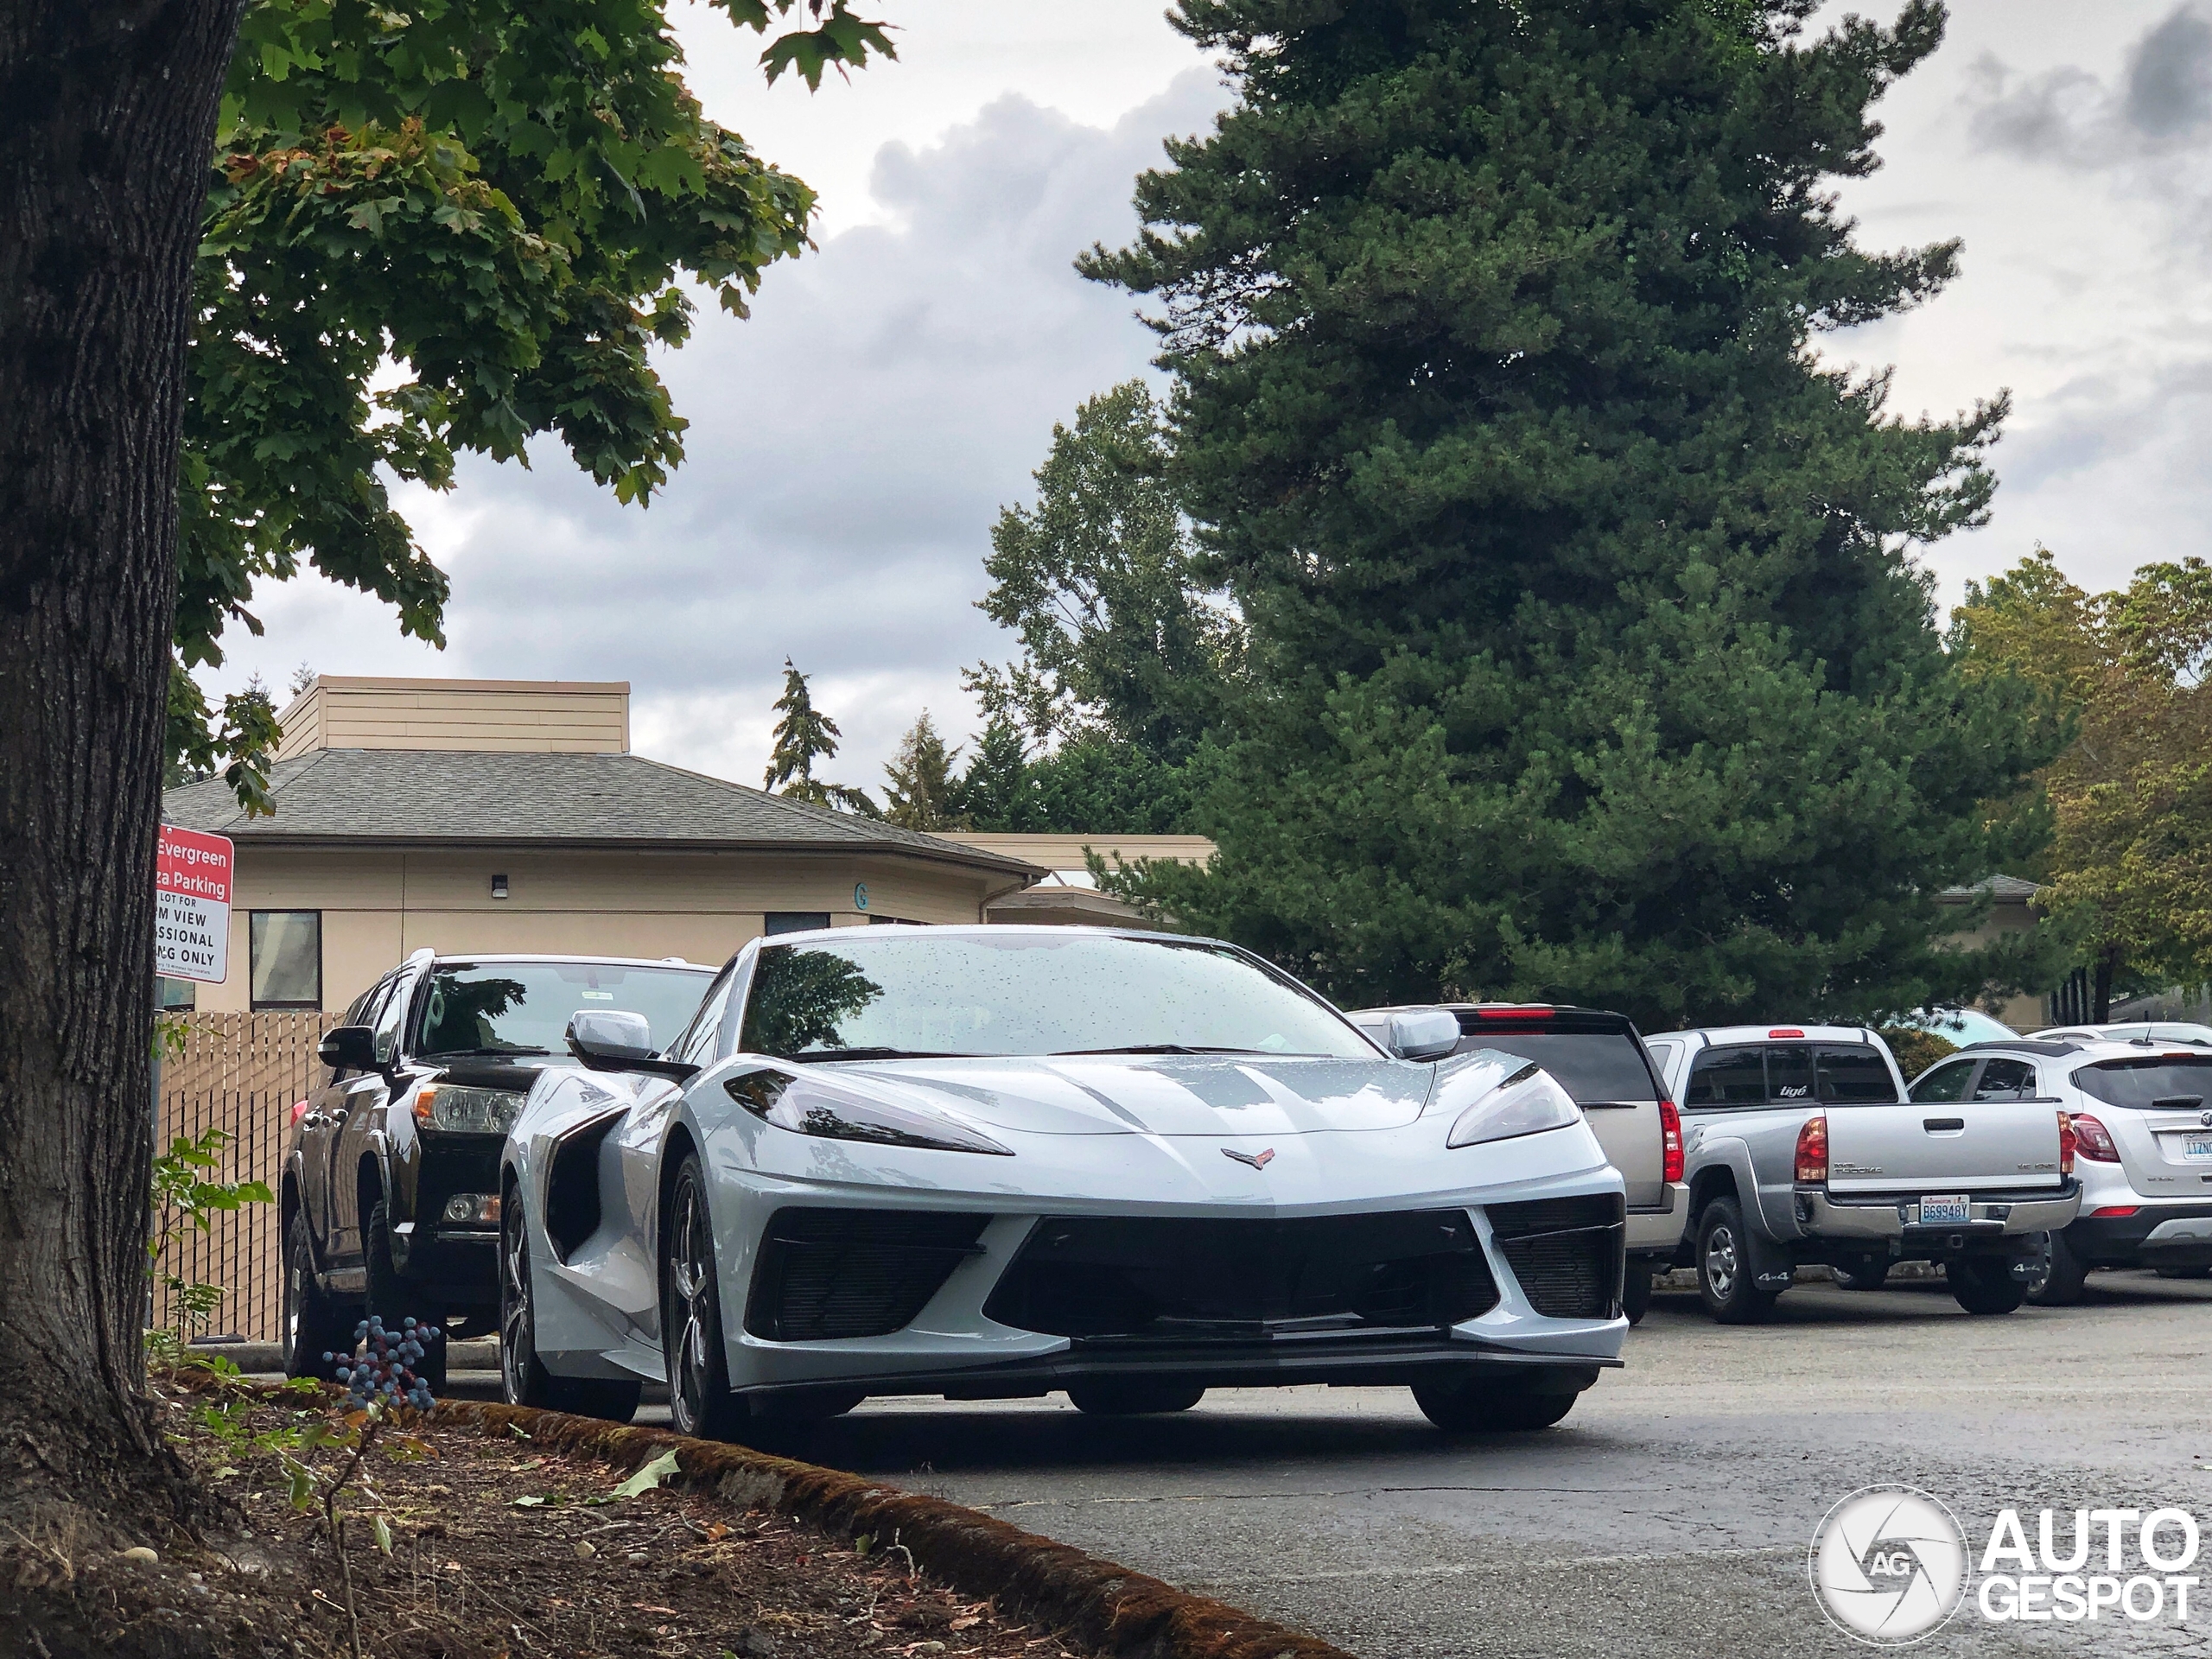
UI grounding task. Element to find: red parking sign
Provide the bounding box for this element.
[156,824,232,983]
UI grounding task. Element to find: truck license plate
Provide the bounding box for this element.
[2184,1137,2212,1160]
[1920,1195,1971,1226]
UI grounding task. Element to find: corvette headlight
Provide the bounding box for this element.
[413,1083,526,1135]
[1446,1064,1581,1149]
[726,1071,1012,1156]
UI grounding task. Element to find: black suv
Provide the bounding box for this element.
[280,950,715,1381]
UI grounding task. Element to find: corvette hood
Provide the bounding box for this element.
[814,1053,1439,1137]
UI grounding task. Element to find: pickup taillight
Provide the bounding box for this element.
[1794,1114,1828,1185]
[288,1098,310,1129]
[2057,1111,2075,1177]
[1658,1098,1684,1185]
[2071,1112,2120,1163]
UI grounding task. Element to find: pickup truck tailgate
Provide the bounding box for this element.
[1826,1103,2064,1193]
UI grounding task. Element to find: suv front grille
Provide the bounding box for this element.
[1485,1194,1624,1319]
[982,1211,1500,1341]
[746,1208,989,1341]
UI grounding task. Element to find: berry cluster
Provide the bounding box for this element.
[324,1315,441,1412]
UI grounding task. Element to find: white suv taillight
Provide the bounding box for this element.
[2070,1112,2120,1163]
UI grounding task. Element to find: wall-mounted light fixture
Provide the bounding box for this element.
[491,874,509,899]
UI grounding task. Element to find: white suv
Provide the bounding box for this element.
[1908,1038,2212,1301]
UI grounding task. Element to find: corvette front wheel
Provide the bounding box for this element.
[663,1154,748,1441]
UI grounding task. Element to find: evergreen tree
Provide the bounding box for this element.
[764,659,874,814]
[1084,0,2056,1025]
[975,381,1238,763]
[882,712,968,830]
[957,715,1039,830]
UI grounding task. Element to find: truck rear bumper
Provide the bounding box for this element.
[1797,1185,2080,1244]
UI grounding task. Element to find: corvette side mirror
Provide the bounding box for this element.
[567,1011,697,1081]
[1384,1008,1463,1062]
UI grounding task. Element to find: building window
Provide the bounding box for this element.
[764,912,831,936]
[249,912,322,1010]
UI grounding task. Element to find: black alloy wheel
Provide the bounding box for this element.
[499,1185,641,1423]
[664,1155,748,1440]
[1066,1380,1206,1416]
[282,1209,350,1380]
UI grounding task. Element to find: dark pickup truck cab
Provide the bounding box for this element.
[279,950,714,1380]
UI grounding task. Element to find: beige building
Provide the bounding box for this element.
[162,677,1040,1014]
[949,833,1217,928]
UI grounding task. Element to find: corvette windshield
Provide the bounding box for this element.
[737,933,1375,1060]
[417,962,714,1062]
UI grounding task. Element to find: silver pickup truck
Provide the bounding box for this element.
[1641,1024,2081,1322]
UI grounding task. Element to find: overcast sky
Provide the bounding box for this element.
[200,2,2212,787]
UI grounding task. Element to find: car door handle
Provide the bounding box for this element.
[1923,1117,1966,1133]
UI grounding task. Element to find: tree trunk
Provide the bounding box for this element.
[2092,948,2118,1025]
[0,0,243,1539]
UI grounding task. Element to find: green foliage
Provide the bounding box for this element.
[1084,0,2056,1027]
[1955,550,2212,992]
[177,0,891,808]
[972,381,1238,763]
[148,1126,276,1353]
[764,658,876,813]
[1878,1026,1957,1082]
[880,711,966,830]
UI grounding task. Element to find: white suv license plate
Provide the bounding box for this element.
[2184,1136,2212,1160]
[1919,1195,1971,1226]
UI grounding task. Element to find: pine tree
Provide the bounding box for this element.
[882,712,968,831]
[1083,0,2058,1025]
[957,716,1039,831]
[764,660,874,814]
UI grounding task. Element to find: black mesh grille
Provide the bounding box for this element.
[1485,1193,1624,1319]
[982,1211,1499,1341]
[746,1209,989,1341]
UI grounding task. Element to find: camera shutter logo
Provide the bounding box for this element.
[1809,1485,1969,1645]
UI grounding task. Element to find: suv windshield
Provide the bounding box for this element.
[2074,1056,2212,1109]
[417,961,714,1060]
[736,933,1373,1060]
[1470,1032,1656,1103]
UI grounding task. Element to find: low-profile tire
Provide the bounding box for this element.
[1411,1376,1578,1433]
[2026,1227,2091,1306]
[1948,1257,2026,1315]
[365,1199,447,1391]
[2155,1265,2212,1280]
[1696,1197,1779,1325]
[1067,1380,1206,1416]
[498,1191,642,1423]
[282,1209,353,1380]
[664,1154,749,1441]
[1834,1258,1891,1292]
[1620,1261,1654,1325]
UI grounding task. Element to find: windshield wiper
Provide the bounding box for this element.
[423,1046,553,1059]
[1051,1044,1270,1057]
[782,1047,980,1063]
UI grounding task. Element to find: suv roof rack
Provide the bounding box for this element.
[1960,1038,2080,1056]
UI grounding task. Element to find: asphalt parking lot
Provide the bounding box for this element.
[426,1272,2212,1656]
[789,1274,2212,1659]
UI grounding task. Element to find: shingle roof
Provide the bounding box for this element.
[160,749,1037,874]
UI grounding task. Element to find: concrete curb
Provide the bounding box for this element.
[435,1397,1354,1659]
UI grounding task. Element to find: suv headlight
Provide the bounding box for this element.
[413,1084,526,1135]
[725,1071,1012,1156]
[1446,1064,1581,1148]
